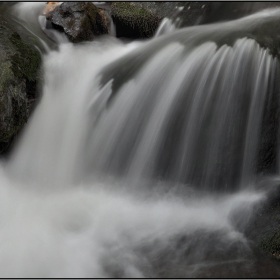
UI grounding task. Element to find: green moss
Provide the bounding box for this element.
[111,2,161,38]
[1,101,27,142]
[0,61,13,90]
[0,18,41,152]
[9,32,41,82]
[0,36,32,144]
[83,2,109,37]
[0,79,27,143]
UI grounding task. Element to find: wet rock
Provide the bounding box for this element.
[111,2,161,39]
[109,1,212,38]
[0,13,41,154]
[110,2,280,41]
[130,2,212,27]
[131,2,280,28]
[201,2,280,24]
[244,181,280,261]
[46,2,109,43]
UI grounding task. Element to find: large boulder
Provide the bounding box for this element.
[109,2,214,39]
[238,182,280,261]
[46,2,110,43]
[129,2,212,27]
[128,2,280,28]
[111,2,162,39]
[0,10,41,154]
[109,2,280,41]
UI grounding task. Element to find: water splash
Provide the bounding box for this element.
[1,3,280,278]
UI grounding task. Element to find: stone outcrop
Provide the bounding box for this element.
[111,2,162,39]
[0,10,41,154]
[46,2,110,43]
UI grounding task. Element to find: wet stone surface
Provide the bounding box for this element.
[0,5,41,154]
[46,2,109,43]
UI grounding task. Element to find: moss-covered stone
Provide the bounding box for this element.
[0,59,28,149]
[9,32,41,81]
[260,229,280,260]
[0,9,41,154]
[244,187,280,262]
[111,2,161,39]
[131,2,212,28]
[258,198,280,259]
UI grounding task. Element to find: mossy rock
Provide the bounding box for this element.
[110,1,212,38]
[0,12,41,154]
[258,198,280,259]
[9,32,41,82]
[132,2,212,27]
[244,186,280,261]
[0,58,28,153]
[47,2,109,43]
[111,2,161,39]
[260,229,280,260]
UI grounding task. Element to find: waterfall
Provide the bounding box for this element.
[86,38,278,190]
[1,3,280,278]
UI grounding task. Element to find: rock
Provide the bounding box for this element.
[109,1,212,38]
[130,2,212,27]
[109,2,280,41]
[111,2,161,39]
[243,181,280,261]
[42,2,61,16]
[46,2,109,43]
[0,11,41,154]
[129,2,280,28]
[201,2,280,24]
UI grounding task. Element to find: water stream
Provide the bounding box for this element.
[1,2,280,278]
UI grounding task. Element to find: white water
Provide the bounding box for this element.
[1,3,280,278]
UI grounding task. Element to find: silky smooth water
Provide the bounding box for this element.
[1,3,280,278]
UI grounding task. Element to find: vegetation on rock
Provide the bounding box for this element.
[0,12,41,154]
[111,2,161,39]
[9,32,41,82]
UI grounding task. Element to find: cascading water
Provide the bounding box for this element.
[1,2,280,278]
[86,38,277,190]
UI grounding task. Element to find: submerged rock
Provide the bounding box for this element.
[0,11,41,154]
[46,2,109,43]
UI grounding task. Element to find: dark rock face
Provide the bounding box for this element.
[130,2,212,28]
[111,2,162,39]
[0,11,41,154]
[201,2,280,24]
[47,2,109,43]
[131,2,280,28]
[110,2,280,41]
[242,181,280,261]
[109,1,212,39]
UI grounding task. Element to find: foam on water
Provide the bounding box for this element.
[1,3,280,277]
[0,164,264,278]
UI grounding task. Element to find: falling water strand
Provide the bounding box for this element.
[1,3,280,278]
[86,38,277,191]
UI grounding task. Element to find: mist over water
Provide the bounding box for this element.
[0,163,266,278]
[1,2,280,277]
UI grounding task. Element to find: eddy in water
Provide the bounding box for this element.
[1,2,280,278]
